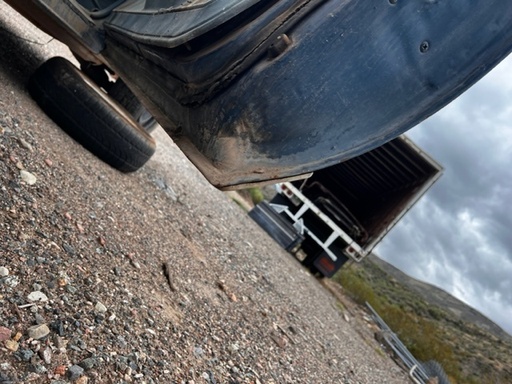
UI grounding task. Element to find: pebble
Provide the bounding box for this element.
[35,313,45,325]
[62,243,76,255]
[33,364,48,374]
[54,365,66,376]
[67,365,84,381]
[5,339,19,352]
[94,301,107,314]
[0,266,9,277]
[27,291,48,302]
[4,275,19,288]
[18,138,34,151]
[79,357,97,371]
[20,170,37,185]
[27,324,50,340]
[193,347,204,358]
[0,326,11,341]
[17,349,34,362]
[39,347,52,364]
[76,376,89,384]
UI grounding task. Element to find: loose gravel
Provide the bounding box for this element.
[0,4,408,384]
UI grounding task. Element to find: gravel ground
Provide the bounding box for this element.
[0,4,408,384]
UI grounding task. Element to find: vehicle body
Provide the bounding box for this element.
[251,135,442,277]
[5,0,512,189]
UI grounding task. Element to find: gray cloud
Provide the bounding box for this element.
[376,56,512,335]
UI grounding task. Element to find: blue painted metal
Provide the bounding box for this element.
[102,0,512,188]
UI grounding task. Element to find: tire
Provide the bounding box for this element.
[108,79,158,133]
[28,57,156,173]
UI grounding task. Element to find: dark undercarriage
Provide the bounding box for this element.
[6,0,512,188]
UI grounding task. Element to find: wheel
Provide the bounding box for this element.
[28,57,156,173]
[75,58,158,133]
[108,79,159,133]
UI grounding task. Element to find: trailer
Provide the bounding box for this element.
[250,135,442,277]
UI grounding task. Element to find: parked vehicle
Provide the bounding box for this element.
[250,136,442,277]
[5,1,512,188]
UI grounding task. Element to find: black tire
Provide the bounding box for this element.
[28,57,156,173]
[108,79,158,133]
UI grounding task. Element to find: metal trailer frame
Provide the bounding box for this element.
[272,181,364,263]
[273,135,443,265]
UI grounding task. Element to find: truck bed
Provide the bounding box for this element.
[292,136,442,250]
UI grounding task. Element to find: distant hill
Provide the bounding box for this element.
[335,255,512,383]
[368,254,511,341]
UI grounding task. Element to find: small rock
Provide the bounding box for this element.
[44,158,53,167]
[193,347,204,358]
[0,266,9,277]
[27,324,50,340]
[76,376,89,384]
[51,321,65,337]
[32,364,47,374]
[94,302,107,314]
[18,138,34,151]
[0,373,13,384]
[27,291,48,302]
[5,339,19,352]
[270,333,287,348]
[54,365,66,376]
[35,313,45,325]
[67,285,78,294]
[4,275,19,288]
[20,170,37,185]
[67,365,84,381]
[79,357,97,371]
[0,326,11,341]
[53,335,67,350]
[62,243,75,255]
[344,313,350,322]
[39,347,52,364]
[17,349,34,362]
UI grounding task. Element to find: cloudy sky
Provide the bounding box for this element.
[376,55,512,335]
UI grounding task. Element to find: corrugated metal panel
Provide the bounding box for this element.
[295,135,442,247]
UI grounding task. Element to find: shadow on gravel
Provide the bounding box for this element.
[0,19,50,86]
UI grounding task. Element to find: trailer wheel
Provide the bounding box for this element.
[28,57,156,172]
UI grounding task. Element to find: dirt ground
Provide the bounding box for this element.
[0,4,408,384]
